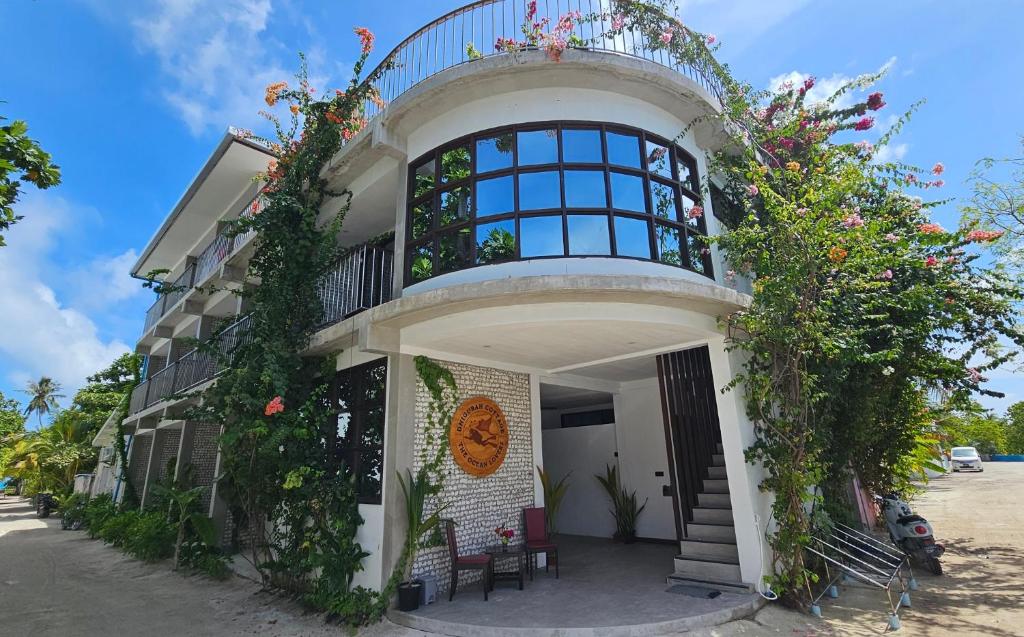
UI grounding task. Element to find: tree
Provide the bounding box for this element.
[0,112,61,246]
[22,377,64,428]
[0,390,25,441]
[940,406,1008,456]
[961,138,1024,272]
[1006,401,1024,454]
[69,353,142,436]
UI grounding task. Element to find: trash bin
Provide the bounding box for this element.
[418,574,438,605]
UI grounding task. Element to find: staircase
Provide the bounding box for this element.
[667,444,751,593]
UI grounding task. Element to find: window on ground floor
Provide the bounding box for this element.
[330,358,388,504]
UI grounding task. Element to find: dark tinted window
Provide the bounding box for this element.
[476,133,513,173]
[332,358,388,504]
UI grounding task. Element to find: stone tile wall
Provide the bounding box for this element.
[155,430,181,481]
[127,434,152,496]
[411,360,535,590]
[188,422,221,513]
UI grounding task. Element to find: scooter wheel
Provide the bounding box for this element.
[928,557,943,576]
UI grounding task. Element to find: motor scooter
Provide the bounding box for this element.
[875,493,944,575]
[36,492,56,518]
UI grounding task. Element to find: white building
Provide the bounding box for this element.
[94,0,774,606]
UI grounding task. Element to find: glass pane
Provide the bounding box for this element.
[610,172,646,212]
[686,232,709,273]
[650,180,678,219]
[646,140,672,179]
[677,153,697,191]
[476,175,514,217]
[440,186,471,226]
[358,446,383,501]
[438,227,472,274]
[518,171,561,210]
[517,129,558,165]
[562,129,602,163]
[409,243,434,282]
[681,192,704,229]
[363,362,387,403]
[606,131,641,168]
[477,133,514,173]
[614,216,651,259]
[334,372,351,411]
[440,145,471,183]
[413,159,435,198]
[520,215,564,257]
[410,201,433,239]
[360,407,385,448]
[336,412,352,443]
[477,219,516,264]
[567,215,610,255]
[564,170,607,208]
[656,224,682,266]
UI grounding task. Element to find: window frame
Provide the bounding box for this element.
[405,121,711,285]
[329,358,388,505]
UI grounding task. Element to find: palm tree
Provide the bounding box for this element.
[22,377,64,428]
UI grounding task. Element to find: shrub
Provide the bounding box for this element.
[84,493,118,538]
[178,537,230,579]
[60,493,90,530]
[122,511,175,562]
[97,509,141,547]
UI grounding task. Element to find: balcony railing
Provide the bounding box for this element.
[129,244,393,415]
[141,192,265,335]
[360,0,725,121]
[318,244,394,328]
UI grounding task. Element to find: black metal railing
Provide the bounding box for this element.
[318,244,394,327]
[129,246,393,415]
[359,0,725,122]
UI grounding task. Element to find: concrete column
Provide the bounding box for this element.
[207,431,231,546]
[146,356,167,379]
[706,337,772,587]
[173,421,198,485]
[529,372,547,568]
[139,429,168,509]
[380,353,418,589]
[391,158,409,300]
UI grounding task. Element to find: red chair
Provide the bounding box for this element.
[444,519,493,601]
[523,507,558,579]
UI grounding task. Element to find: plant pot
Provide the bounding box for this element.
[398,581,423,612]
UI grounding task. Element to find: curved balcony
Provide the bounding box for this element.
[360,0,724,122]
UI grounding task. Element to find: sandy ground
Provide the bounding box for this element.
[1,464,1020,636]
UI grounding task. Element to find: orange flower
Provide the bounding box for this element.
[325,110,344,125]
[289,104,299,115]
[354,27,375,54]
[918,223,945,235]
[828,246,848,263]
[264,396,284,416]
[264,81,288,107]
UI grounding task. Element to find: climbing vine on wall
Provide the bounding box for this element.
[611,0,1024,604]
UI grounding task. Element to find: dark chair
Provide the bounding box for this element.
[523,507,558,579]
[444,519,493,601]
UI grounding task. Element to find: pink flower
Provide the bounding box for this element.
[611,13,625,30]
[906,173,918,185]
[747,184,759,197]
[931,179,945,188]
[931,162,945,176]
[918,223,945,234]
[881,269,893,280]
[924,255,939,268]
[842,213,865,229]
[855,140,874,153]
[264,396,284,416]
[659,30,674,44]
[689,205,704,219]
[885,233,899,242]
[803,76,816,91]
[866,92,886,111]
[966,229,1004,242]
[705,34,717,45]
[854,116,874,131]
[725,270,737,282]
[968,368,982,383]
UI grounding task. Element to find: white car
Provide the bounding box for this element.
[950,446,984,472]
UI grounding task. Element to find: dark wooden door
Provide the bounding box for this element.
[656,345,723,539]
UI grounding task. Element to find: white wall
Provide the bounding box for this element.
[614,379,677,541]
[541,423,618,538]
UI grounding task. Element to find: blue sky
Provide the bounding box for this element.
[1,0,1021,423]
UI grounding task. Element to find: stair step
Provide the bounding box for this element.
[691,507,734,525]
[716,443,724,454]
[711,454,725,466]
[707,465,727,479]
[672,555,742,582]
[702,479,729,494]
[698,492,731,508]
[685,522,736,542]
[679,538,738,561]
[667,573,752,594]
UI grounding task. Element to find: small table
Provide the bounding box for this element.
[484,543,526,590]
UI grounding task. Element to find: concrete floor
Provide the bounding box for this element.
[390,534,761,636]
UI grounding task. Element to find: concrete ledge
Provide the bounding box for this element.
[388,595,764,637]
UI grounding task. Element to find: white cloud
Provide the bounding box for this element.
[680,0,811,55]
[130,0,290,135]
[767,57,898,110]
[0,193,139,399]
[873,142,909,164]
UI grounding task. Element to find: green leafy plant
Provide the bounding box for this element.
[396,468,450,582]
[84,493,118,538]
[536,465,571,534]
[595,464,647,542]
[0,114,62,247]
[152,482,216,570]
[60,492,89,530]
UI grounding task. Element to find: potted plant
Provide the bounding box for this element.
[537,465,571,535]
[493,524,515,548]
[595,464,648,543]
[396,468,448,612]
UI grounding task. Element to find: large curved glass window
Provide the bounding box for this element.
[406,122,711,285]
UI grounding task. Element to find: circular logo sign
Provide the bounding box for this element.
[449,396,510,477]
